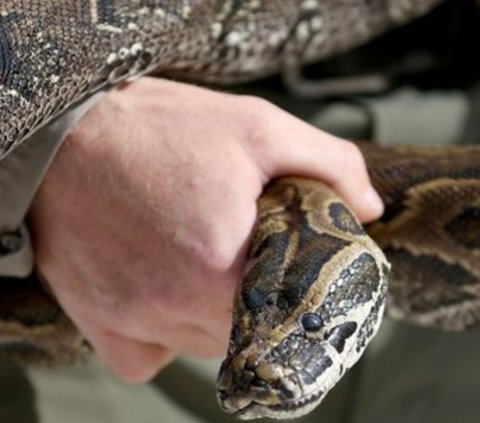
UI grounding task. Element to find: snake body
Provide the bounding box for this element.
[0,0,446,158]
[1,0,478,420]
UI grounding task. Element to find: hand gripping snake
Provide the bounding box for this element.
[1,0,478,420]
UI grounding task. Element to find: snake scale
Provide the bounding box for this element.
[1,0,478,420]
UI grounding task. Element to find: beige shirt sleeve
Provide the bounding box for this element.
[0,92,105,278]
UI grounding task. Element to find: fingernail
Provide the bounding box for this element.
[367,187,384,217]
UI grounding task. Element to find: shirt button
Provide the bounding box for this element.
[0,231,24,255]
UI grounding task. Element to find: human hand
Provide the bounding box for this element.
[28,77,383,382]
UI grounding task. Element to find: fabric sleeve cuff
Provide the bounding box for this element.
[0,91,106,278]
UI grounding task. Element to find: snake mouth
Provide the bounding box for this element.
[217,365,330,420]
[225,388,327,420]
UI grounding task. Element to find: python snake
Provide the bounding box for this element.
[1,0,478,420]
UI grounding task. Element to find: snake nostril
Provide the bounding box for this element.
[217,388,229,401]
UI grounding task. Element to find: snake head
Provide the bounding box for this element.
[216,252,388,420]
[217,268,389,420]
[216,178,390,419]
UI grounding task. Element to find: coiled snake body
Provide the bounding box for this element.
[1,0,478,420]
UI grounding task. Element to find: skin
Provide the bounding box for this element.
[28,77,383,383]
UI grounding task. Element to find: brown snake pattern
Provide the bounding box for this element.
[1,0,478,420]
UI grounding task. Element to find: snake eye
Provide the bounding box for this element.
[301,313,324,332]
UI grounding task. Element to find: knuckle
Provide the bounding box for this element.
[199,240,236,273]
[239,96,276,128]
[237,96,278,151]
[238,95,273,114]
[115,362,158,384]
